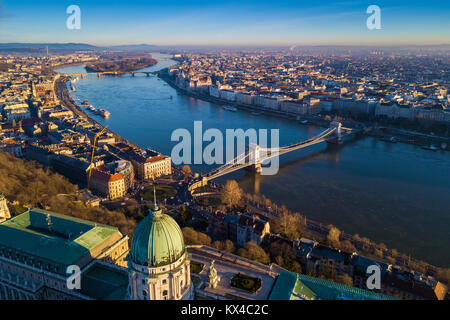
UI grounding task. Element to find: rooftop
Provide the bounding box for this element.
[79,262,129,300]
[0,208,122,266]
[269,271,398,300]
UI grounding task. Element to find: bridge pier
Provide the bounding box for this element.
[328,121,343,144]
[245,163,262,173]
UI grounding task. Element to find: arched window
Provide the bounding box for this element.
[163,290,168,296]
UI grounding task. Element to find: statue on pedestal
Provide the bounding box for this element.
[0,193,11,223]
[207,260,220,289]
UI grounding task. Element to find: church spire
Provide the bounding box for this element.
[153,187,158,210]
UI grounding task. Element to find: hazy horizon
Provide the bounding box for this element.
[0,1,449,47]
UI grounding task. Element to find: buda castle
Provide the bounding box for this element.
[0,191,394,300]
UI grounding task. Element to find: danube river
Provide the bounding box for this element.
[58,53,450,267]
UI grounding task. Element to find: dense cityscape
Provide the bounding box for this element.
[0,1,449,311]
[0,48,448,302]
[167,51,450,135]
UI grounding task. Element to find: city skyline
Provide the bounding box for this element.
[0,0,449,46]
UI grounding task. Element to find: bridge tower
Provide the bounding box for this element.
[329,121,343,144]
[246,143,262,173]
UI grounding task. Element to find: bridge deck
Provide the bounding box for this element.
[204,126,357,181]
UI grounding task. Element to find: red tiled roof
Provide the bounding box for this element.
[91,166,123,182]
[146,154,166,163]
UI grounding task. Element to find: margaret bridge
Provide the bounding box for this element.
[65,71,157,78]
[189,121,358,191]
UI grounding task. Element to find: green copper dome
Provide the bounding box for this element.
[130,190,185,267]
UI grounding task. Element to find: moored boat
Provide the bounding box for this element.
[99,108,110,118]
[380,136,398,143]
[223,105,237,112]
[422,145,439,151]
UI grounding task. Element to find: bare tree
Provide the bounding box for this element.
[237,241,270,265]
[340,240,356,253]
[212,240,235,253]
[272,207,305,240]
[182,227,211,245]
[327,226,341,247]
[220,180,243,209]
[181,165,192,179]
[337,274,353,287]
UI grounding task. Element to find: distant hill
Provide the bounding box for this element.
[107,44,158,51]
[0,43,99,50]
[0,42,448,54]
[0,43,159,53]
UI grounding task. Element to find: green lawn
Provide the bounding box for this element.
[141,185,177,201]
[230,273,262,293]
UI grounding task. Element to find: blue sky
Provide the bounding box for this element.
[0,0,449,46]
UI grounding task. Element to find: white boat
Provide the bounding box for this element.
[300,120,308,124]
[223,105,237,112]
[380,136,398,143]
[99,108,110,118]
[422,145,439,151]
